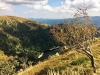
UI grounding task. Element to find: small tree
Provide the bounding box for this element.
[49,7,98,73]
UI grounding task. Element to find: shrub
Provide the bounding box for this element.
[0,56,19,75]
[70,57,89,65]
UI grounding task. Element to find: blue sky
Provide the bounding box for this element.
[47,0,65,7]
[0,0,100,19]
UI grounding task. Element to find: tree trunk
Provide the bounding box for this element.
[82,48,96,73]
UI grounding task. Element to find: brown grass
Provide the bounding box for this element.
[0,15,48,30]
[0,50,8,61]
[17,38,100,75]
[0,15,28,22]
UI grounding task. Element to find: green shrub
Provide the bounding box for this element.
[70,57,89,65]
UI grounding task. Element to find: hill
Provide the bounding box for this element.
[18,38,100,75]
[0,15,60,74]
[0,15,60,57]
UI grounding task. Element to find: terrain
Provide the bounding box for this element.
[0,15,59,57]
[0,15,60,74]
[0,15,100,75]
[18,38,100,75]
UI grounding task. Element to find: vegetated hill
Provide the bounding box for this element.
[18,38,100,75]
[0,15,63,74]
[0,15,60,60]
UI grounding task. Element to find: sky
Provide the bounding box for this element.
[0,0,100,19]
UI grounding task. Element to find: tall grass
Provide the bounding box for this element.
[47,66,93,75]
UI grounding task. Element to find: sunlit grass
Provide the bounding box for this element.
[17,38,100,75]
[0,50,8,61]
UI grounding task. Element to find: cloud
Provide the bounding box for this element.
[0,0,100,12]
[43,5,55,12]
[26,0,100,14]
[0,1,12,10]
[0,0,100,18]
[70,0,100,11]
[50,0,100,13]
[2,0,48,5]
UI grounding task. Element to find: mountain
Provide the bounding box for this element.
[0,15,61,74]
[0,15,60,60]
[90,16,100,27]
[30,16,100,27]
[29,18,64,25]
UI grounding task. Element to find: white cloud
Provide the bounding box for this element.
[2,0,48,5]
[28,5,43,10]
[17,0,100,17]
[2,0,99,13]
[25,0,48,10]
[0,0,100,18]
[43,5,54,12]
[0,1,12,10]
[70,0,100,10]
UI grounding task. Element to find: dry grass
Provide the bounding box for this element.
[0,15,28,23]
[0,50,8,61]
[0,15,48,30]
[17,38,100,75]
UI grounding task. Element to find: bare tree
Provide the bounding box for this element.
[49,7,98,73]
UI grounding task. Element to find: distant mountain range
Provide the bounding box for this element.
[29,16,100,27]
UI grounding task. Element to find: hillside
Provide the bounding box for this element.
[0,16,48,30]
[18,38,100,75]
[0,15,100,75]
[0,16,60,74]
[0,15,58,54]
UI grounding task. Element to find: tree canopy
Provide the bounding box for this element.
[49,7,98,73]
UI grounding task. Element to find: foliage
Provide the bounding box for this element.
[70,57,89,65]
[49,7,98,73]
[0,16,60,60]
[0,51,19,75]
[49,8,98,46]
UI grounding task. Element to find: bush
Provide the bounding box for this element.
[0,56,19,75]
[70,57,89,65]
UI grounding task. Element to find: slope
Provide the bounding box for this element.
[18,38,100,75]
[0,15,59,60]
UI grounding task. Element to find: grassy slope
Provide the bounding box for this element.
[0,15,38,23]
[18,38,100,75]
[0,15,46,28]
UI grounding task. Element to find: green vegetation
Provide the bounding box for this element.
[0,16,60,58]
[70,57,89,65]
[0,16,60,74]
[0,50,19,75]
